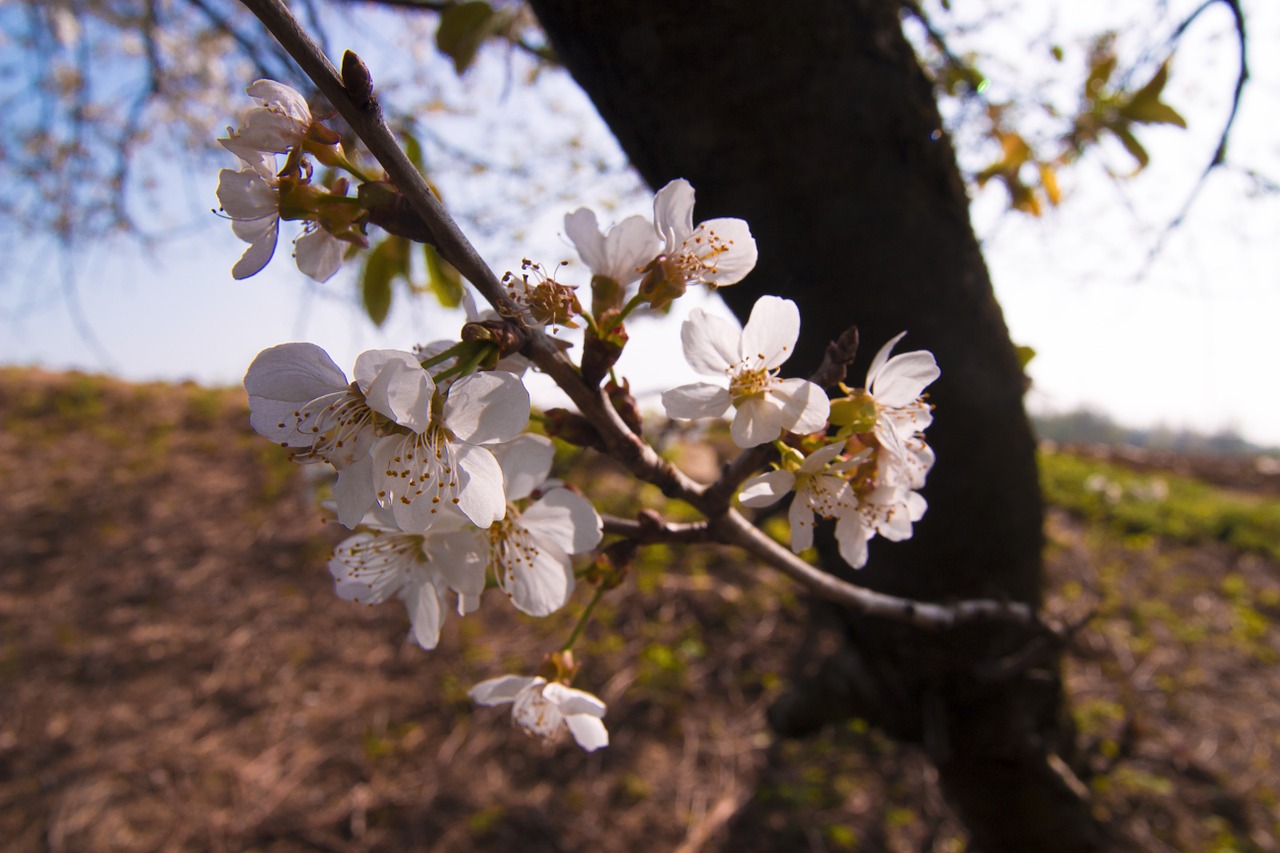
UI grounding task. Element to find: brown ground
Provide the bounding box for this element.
[0,368,1276,852]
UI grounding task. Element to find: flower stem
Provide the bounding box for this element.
[562,585,605,651]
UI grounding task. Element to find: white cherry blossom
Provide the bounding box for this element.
[651,178,757,287]
[563,207,657,287]
[469,675,609,751]
[328,506,484,650]
[864,332,940,462]
[740,442,871,567]
[662,295,829,447]
[219,79,314,163]
[372,370,530,532]
[217,161,281,280]
[245,343,437,526]
[435,434,602,617]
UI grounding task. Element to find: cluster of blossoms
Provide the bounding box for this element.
[231,79,938,751]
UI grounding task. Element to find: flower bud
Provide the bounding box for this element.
[606,379,643,436]
[581,309,627,387]
[544,408,606,452]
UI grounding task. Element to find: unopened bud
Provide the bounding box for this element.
[637,255,687,310]
[606,378,643,436]
[461,319,527,359]
[590,539,637,590]
[544,408,605,451]
[582,310,627,387]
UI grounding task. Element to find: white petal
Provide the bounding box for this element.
[740,296,799,369]
[866,331,908,387]
[798,441,846,474]
[731,396,784,447]
[835,514,870,568]
[872,352,940,407]
[684,217,757,286]
[563,714,609,751]
[328,531,407,604]
[680,308,741,375]
[739,470,796,507]
[428,526,488,598]
[358,352,434,431]
[491,434,555,502]
[564,207,606,273]
[603,215,659,285]
[245,79,311,123]
[788,495,816,553]
[403,576,446,650]
[469,675,542,706]
[496,526,574,617]
[662,382,731,421]
[217,167,277,220]
[542,683,607,717]
[244,342,348,402]
[455,444,507,528]
[653,178,695,250]
[771,377,830,435]
[444,371,530,446]
[333,455,376,528]
[231,218,279,279]
[295,227,345,283]
[521,488,602,554]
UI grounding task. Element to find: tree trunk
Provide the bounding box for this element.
[528,0,1099,848]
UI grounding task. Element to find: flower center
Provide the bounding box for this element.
[729,363,774,404]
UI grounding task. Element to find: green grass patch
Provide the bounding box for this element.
[1040,450,1280,560]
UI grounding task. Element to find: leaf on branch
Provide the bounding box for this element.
[361,236,410,326]
[1119,62,1187,128]
[424,242,463,308]
[437,1,497,75]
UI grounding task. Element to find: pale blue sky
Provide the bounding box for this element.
[1,0,1276,446]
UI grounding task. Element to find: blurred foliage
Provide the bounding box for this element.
[1039,449,1280,560]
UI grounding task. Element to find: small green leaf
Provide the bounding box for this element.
[424,243,464,308]
[436,1,495,75]
[1121,62,1187,128]
[361,237,410,326]
[402,129,426,175]
[1015,344,1037,371]
[1111,125,1150,170]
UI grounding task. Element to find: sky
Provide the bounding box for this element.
[0,0,1276,447]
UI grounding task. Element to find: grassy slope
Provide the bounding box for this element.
[1,369,1277,852]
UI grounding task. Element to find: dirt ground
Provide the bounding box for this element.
[1,368,1277,852]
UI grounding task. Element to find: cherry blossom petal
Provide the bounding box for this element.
[731,395,784,447]
[245,342,347,402]
[653,178,695,249]
[542,683,607,718]
[469,675,541,705]
[739,470,796,507]
[520,488,602,554]
[231,218,278,279]
[496,531,573,617]
[771,377,830,435]
[403,577,446,650]
[295,227,345,283]
[871,351,941,407]
[492,434,555,502]
[799,442,846,474]
[444,371,530,446]
[835,514,870,569]
[217,167,277,220]
[740,296,800,369]
[686,217,757,286]
[357,351,433,431]
[681,308,741,375]
[788,495,816,553]
[333,455,376,528]
[563,714,609,751]
[454,444,506,528]
[662,382,731,420]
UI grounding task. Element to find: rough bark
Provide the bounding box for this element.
[527,0,1099,849]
